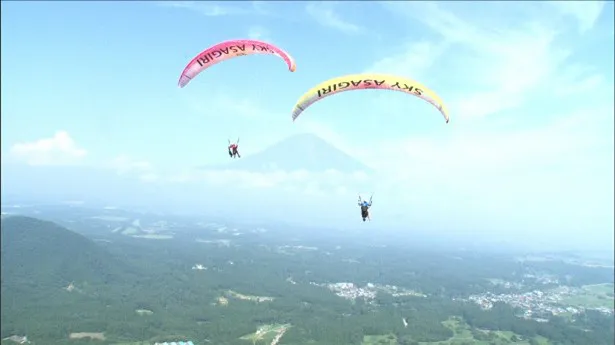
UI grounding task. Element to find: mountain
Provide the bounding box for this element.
[1,216,128,289]
[202,133,373,173]
[0,134,374,224]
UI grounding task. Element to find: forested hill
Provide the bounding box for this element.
[1,216,128,289]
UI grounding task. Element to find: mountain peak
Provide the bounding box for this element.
[203,133,372,173]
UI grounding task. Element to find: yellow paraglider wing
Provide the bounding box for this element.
[291,73,449,123]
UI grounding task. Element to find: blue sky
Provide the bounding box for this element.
[2,1,613,251]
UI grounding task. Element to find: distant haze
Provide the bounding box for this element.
[2,133,613,254]
[1,134,372,224]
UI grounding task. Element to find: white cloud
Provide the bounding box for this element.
[554,74,605,97]
[111,155,158,182]
[250,1,269,14]
[111,155,152,174]
[364,41,448,80]
[366,105,613,202]
[138,173,160,183]
[9,131,87,166]
[160,2,240,16]
[453,27,568,119]
[247,25,271,42]
[547,1,606,33]
[306,3,363,35]
[165,168,371,196]
[378,2,608,121]
[161,1,269,17]
[341,103,613,245]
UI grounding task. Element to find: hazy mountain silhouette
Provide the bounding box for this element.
[0,134,373,221]
[202,133,373,173]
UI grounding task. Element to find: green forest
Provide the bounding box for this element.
[1,215,613,345]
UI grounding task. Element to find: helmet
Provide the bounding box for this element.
[362,201,369,206]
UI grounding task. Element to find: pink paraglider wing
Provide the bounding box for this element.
[178,39,296,88]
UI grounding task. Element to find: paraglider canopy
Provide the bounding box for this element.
[178,39,296,88]
[291,73,449,123]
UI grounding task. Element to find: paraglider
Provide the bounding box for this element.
[178,39,296,88]
[290,74,450,222]
[358,194,373,222]
[291,73,450,123]
[178,39,297,160]
[228,138,240,159]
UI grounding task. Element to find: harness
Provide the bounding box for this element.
[358,193,373,206]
